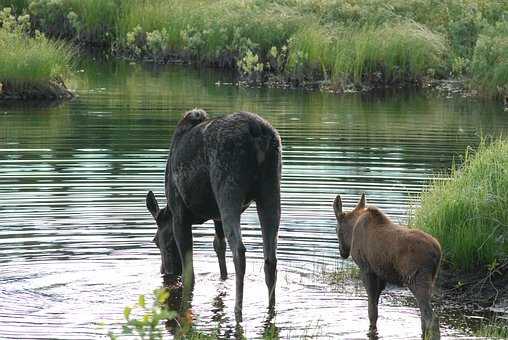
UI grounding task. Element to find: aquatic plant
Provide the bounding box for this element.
[107,288,216,340]
[108,288,176,340]
[412,139,508,271]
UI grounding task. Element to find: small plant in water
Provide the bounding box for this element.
[108,288,176,340]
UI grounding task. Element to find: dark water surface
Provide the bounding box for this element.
[1,61,507,339]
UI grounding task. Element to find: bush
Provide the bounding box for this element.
[412,139,508,271]
[28,0,128,45]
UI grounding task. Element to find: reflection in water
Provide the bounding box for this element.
[0,59,507,339]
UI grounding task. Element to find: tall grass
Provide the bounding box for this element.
[412,139,508,271]
[3,0,507,96]
[470,21,508,98]
[0,31,72,85]
[474,321,508,339]
[332,23,446,84]
[0,8,73,96]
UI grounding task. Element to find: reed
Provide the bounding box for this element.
[412,139,508,271]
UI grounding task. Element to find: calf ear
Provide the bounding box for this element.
[357,193,366,209]
[146,191,159,218]
[333,194,342,218]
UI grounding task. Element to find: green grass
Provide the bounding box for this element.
[412,139,508,271]
[3,0,508,97]
[331,22,446,84]
[474,320,508,339]
[0,31,72,86]
[0,7,73,97]
[470,21,508,98]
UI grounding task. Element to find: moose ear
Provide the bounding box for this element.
[333,194,342,218]
[357,193,366,209]
[146,191,159,218]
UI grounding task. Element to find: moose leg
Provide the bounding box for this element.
[172,211,194,298]
[213,220,228,280]
[256,196,280,309]
[214,189,245,323]
[409,276,440,340]
[362,272,386,336]
[222,212,245,323]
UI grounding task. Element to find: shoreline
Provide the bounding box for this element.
[0,79,74,101]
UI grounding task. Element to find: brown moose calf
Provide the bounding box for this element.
[333,193,442,339]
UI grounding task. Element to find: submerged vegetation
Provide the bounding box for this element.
[0,7,73,99]
[412,139,508,272]
[0,0,506,99]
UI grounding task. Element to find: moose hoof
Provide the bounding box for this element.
[368,326,378,339]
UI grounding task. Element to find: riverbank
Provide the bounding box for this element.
[0,8,73,101]
[2,0,507,102]
[412,139,508,322]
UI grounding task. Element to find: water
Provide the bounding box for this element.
[1,60,506,339]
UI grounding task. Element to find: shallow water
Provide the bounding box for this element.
[1,60,507,339]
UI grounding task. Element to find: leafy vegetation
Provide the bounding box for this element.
[412,139,508,271]
[0,7,73,99]
[107,288,214,340]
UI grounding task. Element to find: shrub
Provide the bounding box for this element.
[412,139,508,271]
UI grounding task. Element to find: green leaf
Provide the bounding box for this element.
[123,306,132,320]
[157,288,170,304]
[138,294,146,308]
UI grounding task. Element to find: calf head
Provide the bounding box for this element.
[146,191,182,277]
[333,193,366,259]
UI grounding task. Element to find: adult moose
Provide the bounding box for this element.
[146,109,281,322]
[333,193,441,339]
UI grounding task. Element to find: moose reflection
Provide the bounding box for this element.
[333,193,442,339]
[147,109,282,322]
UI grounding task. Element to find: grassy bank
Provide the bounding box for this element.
[412,139,507,272]
[0,7,73,100]
[2,0,506,99]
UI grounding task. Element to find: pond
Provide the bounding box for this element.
[1,60,507,339]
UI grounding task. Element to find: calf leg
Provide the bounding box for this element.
[256,196,280,309]
[362,272,386,335]
[213,220,228,280]
[409,276,440,340]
